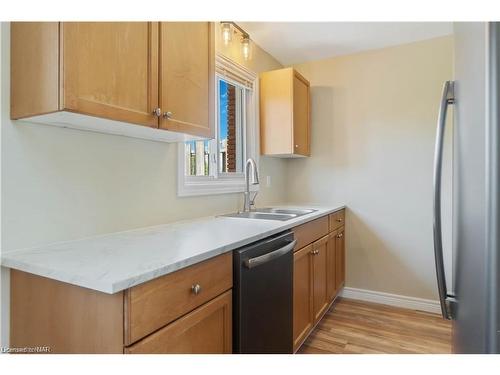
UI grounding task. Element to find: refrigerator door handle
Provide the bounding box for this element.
[433,80,456,320]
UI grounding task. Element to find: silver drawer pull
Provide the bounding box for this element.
[337,233,343,238]
[191,284,201,295]
[337,217,343,222]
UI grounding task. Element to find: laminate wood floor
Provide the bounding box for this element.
[298,298,452,354]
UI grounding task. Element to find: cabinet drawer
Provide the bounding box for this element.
[124,252,232,345]
[125,290,232,354]
[292,216,329,251]
[329,209,345,232]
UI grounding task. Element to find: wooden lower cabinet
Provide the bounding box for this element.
[335,227,346,290]
[292,215,329,251]
[124,252,232,345]
[10,270,124,354]
[125,291,232,354]
[292,212,346,352]
[10,253,232,354]
[293,244,314,351]
[10,216,344,354]
[326,232,337,301]
[292,234,335,351]
[312,235,329,322]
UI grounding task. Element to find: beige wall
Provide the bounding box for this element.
[0,22,284,346]
[0,23,284,251]
[289,36,454,300]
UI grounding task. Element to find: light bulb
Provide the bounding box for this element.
[241,36,252,61]
[221,22,232,46]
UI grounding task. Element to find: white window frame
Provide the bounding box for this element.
[177,54,259,197]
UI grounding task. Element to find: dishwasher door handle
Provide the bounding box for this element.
[244,240,297,269]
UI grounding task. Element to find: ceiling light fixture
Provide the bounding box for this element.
[241,35,252,61]
[220,21,252,61]
[220,22,232,46]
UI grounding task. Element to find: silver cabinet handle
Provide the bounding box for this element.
[152,107,162,117]
[337,233,343,239]
[337,217,343,222]
[433,80,456,320]
[163,111,173,119]
[191,284,201,295]
[244,240,297,269]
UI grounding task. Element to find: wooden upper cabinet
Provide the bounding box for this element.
[293,74,310,155]
[62,22,159,128]
[10,22,215,142]
[159,22,215,138]
[10,22,60,119]
[260,67,311,157]
[293,244,314,351]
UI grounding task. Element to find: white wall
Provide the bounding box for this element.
[288,36,454,300]
[0,22,287,347]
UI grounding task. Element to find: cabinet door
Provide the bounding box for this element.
[11,22,60,119]
[312,235,329,322]
[124,252,232,345]
[335,227,346,290]
[159,22,215,138]
[326,232,337,301]
[62,22,159,127]
[292,71,310,156]
[125,290,232,354]
[293,244,314,351]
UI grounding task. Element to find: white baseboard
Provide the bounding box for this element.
[340,287,441,314]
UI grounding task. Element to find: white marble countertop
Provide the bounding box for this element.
[1,205,344,294]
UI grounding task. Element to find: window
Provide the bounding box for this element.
[178,54,259,196]
[218,79,245,174]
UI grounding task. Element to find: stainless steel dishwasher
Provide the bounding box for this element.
[233,230,296,354]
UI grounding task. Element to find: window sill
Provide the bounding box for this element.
[177,178,259,197]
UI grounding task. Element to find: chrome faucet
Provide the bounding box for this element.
[243,158,259,212]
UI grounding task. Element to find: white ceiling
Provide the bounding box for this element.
[238,22,453,65]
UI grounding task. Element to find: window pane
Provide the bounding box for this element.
[219,79,244,174]
[185,140,210,176]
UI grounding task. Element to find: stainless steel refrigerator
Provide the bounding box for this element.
[433,22,500,353]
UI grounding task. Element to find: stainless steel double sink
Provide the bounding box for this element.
[221,208,317,221]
